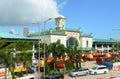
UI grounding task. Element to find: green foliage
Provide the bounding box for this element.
[45,62,51,75]
[15,72,24,77]
[113,42,120,51]
[11,71,16,79]
[21,52,32,71]
[0,40,8,49]
[0,39,33,78]
[47,40,66,57]
[65,61,74,71]
[15,40,32,51]
[46,40,66,72]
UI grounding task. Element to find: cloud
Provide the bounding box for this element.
[58,0,67,12]
[9,29,16,34]
[0,0,59,25]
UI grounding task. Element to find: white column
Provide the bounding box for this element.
[95,44,97,50]
[32,44,35,60]
[101,44,103,52]
[107,44,109,52]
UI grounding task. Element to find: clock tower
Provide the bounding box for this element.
[55,15,66,30]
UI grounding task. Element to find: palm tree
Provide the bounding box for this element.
[65,46,75,70]
[47,40,66,72]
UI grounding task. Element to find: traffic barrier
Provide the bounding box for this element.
[113,62,120,70]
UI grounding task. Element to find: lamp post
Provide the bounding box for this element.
[11,48,16,79]
[43,18,51,78]
[32,22,41,78]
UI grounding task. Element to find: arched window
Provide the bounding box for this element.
[66,37,78,47]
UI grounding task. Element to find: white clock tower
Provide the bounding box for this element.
[55,15,66,30]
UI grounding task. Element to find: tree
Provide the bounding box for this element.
[113,42,120,52]
[20,52,32,74]
[47,40,66,72]
[15,40,32,51]
[66,46,82,68]
[65,46,75,70]
[0,39,33,78]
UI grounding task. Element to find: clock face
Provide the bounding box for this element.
[56,19,65,28]
[60,19,64,25]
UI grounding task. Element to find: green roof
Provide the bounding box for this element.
[0,32,38,42]
[28,29,81,37]
[93,38,118,43]
[0,32,27,39]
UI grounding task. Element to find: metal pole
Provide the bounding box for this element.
[43,18,51,78]
[38,23,41,77]
[33,22,41,78]
[43,21,46,78]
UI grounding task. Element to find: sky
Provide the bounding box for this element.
[0,0,120,39]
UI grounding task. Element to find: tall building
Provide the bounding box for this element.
[23,27,29,36]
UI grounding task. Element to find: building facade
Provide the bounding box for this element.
[93,39,118,52]
[28,15,93,51]
[27,15,119,52]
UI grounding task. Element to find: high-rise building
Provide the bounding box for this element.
[23,27,29,36]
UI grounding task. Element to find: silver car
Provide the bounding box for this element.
[69,67,89,77]
[89,65,109,75]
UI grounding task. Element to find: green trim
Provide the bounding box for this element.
[77,47,96,51]
[28,29,81,37]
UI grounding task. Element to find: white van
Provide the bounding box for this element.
[89,65,109,75]
[16,75,36,79]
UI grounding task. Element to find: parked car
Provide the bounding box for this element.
[42,73,64,79]
[89,65,109,75]
[29,65,36,73]
[69,67,89,77]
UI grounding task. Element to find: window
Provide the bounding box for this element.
[98,67,106,70]
[29,78,34,79]
[86,41,89,47]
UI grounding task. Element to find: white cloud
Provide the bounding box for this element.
[0,0,59,25]
[9,28,19,34]
[58,0,67,12]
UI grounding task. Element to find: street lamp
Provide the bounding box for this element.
[11,48,16,79]
[32,22,41,78]
[43,18,52,78]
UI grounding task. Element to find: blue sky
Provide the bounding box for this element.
[0,0,120,39]
[60,0,120,39]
